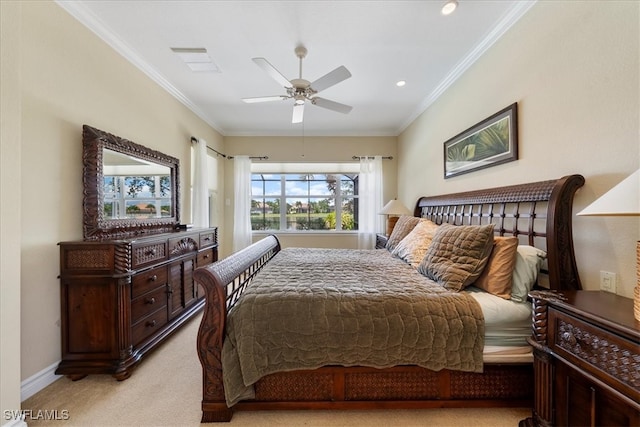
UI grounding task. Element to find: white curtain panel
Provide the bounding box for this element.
[357,156,383,249]
[192,138,209,228]
[233,155,252,252]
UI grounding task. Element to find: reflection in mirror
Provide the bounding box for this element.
[102,149,172,220]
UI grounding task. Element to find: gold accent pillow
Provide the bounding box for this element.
[385,215,421,251]
[390,219,440,266]
[417,223,495,291]
[473,236,519,299]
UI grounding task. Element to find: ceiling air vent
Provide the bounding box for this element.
[171,47,220,72]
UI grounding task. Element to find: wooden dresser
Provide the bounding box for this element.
[57,227,218,380]
[523,290,640,426]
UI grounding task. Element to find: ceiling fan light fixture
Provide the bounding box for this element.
[243,45,353,123]
[441,0,458,16]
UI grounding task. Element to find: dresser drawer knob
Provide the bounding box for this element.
[146,320,156,328]
[203,254,210,259]
[145,297,156,305]
[149,275,157,282]
[204,237,211,241]
[146,248,157,256]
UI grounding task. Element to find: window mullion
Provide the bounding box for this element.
[280,176,286,231]
[335,179,342,231]
[118,177,126,218]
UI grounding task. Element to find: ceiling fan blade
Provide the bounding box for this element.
[311,97,352,114]
[292,103,304,124]
[252,58,292,88]
[310,66,351,93]
[242,95,288,103]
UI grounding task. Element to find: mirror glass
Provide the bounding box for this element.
[102,148,173,220]
[83,125,180,240]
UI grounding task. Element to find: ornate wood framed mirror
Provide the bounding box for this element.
[82,125,180,240]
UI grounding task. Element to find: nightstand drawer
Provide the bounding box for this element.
[550,308,640,399]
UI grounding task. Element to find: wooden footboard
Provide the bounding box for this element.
[194,236,281,422]
[194,175,584,422]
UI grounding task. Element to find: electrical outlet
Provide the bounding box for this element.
[600,271,617,293]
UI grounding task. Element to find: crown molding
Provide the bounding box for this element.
[54,0,225,135]
[397,0,537,134]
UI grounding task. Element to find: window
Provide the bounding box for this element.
[251,173,359,231]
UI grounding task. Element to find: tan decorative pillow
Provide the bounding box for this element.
[390,219,440,266]
[417,223,495,291]
[385,215,420,251]
[473,236,519,299]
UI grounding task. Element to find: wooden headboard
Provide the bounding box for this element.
[414,174,585,291]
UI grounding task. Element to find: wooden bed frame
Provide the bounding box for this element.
[194,174,585,422]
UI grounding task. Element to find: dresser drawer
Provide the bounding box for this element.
[131,286,167,324]
[199,230,216,248]
[132,307,168,346]
[550,308,640,399]
[132,266,168,298]
[132,241,168,268]
[197,248,216,266]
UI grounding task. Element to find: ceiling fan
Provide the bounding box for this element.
[242,45,353,124]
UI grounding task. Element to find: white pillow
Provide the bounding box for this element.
[510,245,547,303]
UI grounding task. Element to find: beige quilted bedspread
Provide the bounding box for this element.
[222,248,485,406]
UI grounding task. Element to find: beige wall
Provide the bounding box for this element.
[398,1,639,297]
[1,1,23,422]
[222,136,397,254]
[16,0,224,387]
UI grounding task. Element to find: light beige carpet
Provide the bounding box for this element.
[23,314,530,426]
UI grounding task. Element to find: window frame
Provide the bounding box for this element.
[250,172,359,233]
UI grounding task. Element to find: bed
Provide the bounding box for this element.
[194,174,585,422]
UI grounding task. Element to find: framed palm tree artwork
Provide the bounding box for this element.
[444,103,518,179]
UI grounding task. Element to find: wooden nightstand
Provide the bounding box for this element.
[375,233,388,249]
[522,290,640,427]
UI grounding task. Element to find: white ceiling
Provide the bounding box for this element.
[57,1,535,137]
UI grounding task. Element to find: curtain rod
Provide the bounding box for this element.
[190,137,268,160]
[191,136,228,158]
[228,155,269,160]
[352,156,393,160]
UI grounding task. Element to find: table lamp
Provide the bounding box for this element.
[379,199,411,236]
[577,169,640,321]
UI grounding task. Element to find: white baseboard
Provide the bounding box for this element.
[20,361,61,402]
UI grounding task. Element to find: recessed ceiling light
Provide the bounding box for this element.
[171,47,221,73]
[441,0,458,16]
[396,80,406,87]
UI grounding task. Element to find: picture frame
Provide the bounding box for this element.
[443,103,518,179]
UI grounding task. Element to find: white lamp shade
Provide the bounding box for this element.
[577,169,640,216]
[379,199,411,216]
